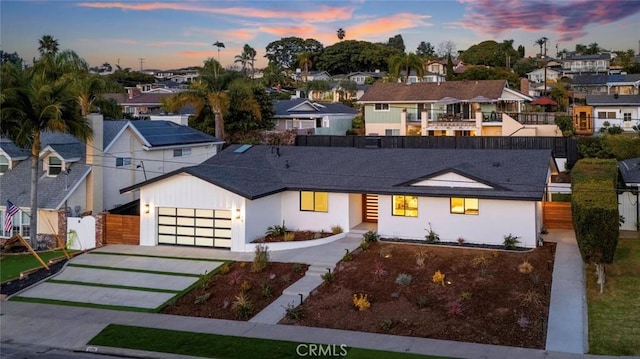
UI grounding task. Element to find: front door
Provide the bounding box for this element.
[363,194,378,223]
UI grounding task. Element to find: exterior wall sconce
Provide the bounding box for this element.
[235,208,241,219]
[144,204,150,214]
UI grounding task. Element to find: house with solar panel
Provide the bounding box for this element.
[122,144,556,251]
[0,114,222,242]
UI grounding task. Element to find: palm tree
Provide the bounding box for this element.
[587,42,600,55]
[389,53,424,83]
[0,41,93,247]
[337,28,346,41]
[167,58,230,140]
[213,41,225,62]
[297,52,313,82]
[535,37,548,58]
[72,73,106,117]
[38,35,59,57]
[243,44,257,79]
[234,52,250,74]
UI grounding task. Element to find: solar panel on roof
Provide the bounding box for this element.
[234,144,253,153]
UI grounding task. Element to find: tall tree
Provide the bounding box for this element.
[534,37,548,58]
[234,52,250,74]
[436,40,456,58]
[387,34,405,52]
[0,51,23,66]
[586,42,600,55]
[297,52,313,82]
[225,79,273,133]
[243,44,257,79]
[416,41,435,58]
[575,43,587,54]
[388,53,424,83]
[213,41,225,62]
[337,28,346,41]
[1,37,92,247]
[265,37,323,70]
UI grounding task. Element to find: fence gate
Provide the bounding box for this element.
[543,202,573,230]
[104,213,140,245]
[619,192,639,231]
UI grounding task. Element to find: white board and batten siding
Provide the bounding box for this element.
[280,191,352,233]
[377,195,538,248]
[139,174,246,251]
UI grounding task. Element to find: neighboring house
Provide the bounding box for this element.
[586,94,640,132]
[570,74,640,99]
[272,99,358,135]
[357,80,554,137]
[526,68,561,84]
[331,83,370,102]
[561,53,613,77]
[618,157,640,231]
[347,71,386,85]
[103,89,173,119]
[399,70,446,84]
[0,114,222,241]
[122,145,555,251]
[293,70,331,82]
[424,59,466,76]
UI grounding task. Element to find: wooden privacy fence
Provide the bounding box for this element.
[104,213,140,245]
[543,202,573,230]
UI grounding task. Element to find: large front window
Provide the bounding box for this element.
[451,198,479,215]
[392,195,418,217]
[300,191,328,212]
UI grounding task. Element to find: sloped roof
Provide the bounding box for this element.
[122,145,552,201]
[273,99,358,118]
[129,120,220,147]
[358,80,508,102]
[585,95,640,105]
[572,74,640,85]
[619,157,640,186]
[0,138,30,159]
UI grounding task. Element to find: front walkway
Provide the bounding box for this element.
[545,229,587,354]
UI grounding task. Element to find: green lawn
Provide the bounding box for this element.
[587,238,640,355]
[89,324,446,359]
[1,250,71,282]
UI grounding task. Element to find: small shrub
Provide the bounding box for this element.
[194,292,211,304]
[239,262,247,268]
[380,319,393,331]
[518,289,543,307]
[471,255,490,268]
[517,313,530,329]
[457,237,465,245]
[379,246,393,258]
[266,220,288,236]
[529,273,540,286]
[342,249,353,262]
[291,263,304,274]
[313,232,322,239]
[252,243,270,273]
[219,263,230,275]
[447,300,463,315]
[283,302,302,320]
[491,250,500,258]
[232,292,253,320]
[415,250,427,268]
[321,268,334,283]
[353,293,371,311]
[280,273,292,283]
[395,273,413,286]
[432,270,445,286]
[222,298,230,309]
[607,125,623,135]
[283,232,295,242]
[503,233,521,250]
[261,281,272,298]
[460,291,472,300]
[425,222,440,243]
[518,260,534,274]
[240,280,251,292]
[415,296,428,309]
[228,271,242,285]
[196,271,211,291]
[359,240,370,251]
[331,225,343,234]
[373,261,387,280]
[363,230,380,243]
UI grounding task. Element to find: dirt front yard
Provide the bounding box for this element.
[281,241,556,349]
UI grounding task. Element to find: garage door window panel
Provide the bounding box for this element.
[157,207,232,248]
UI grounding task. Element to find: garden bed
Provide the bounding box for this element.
[280,241,556,349]
[161,261,308,320]
[255,230,335,243]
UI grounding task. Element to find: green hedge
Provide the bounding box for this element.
[577,135,640,161]
[571,159,619,265]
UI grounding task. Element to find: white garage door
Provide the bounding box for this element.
[157,207,231,248]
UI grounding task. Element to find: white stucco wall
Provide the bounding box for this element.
[138,174,245,249]
[376,195,538,247]
[105,127,217,210]
[280,191,351,233]
[245,194,282,244]
[348,193,362,229]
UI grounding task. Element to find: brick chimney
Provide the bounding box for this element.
[520,78,530,96]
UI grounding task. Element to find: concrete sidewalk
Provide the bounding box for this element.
[545,229,587,354]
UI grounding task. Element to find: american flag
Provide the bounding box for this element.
[4,200,20,233]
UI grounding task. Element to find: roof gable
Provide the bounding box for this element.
[406,169,498,189]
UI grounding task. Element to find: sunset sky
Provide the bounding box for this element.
[1,0,639,71]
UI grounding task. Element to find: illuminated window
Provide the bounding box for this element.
[48,157,62,176]
[392,195,418,217]
[451,198,479,215]
[300,191,328,212]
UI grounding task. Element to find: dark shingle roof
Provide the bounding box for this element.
[0,138,29,159]
[123,145,552,201]
[572,74,640,85]
[129,120,220,147]
[46,143,84,161]
[273,99,357,118]
[586,95,640,105]
[103,120,128,148]
[619,157,640,185]
[358,80,508,102]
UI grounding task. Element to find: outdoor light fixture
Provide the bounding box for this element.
[144,204,150,214]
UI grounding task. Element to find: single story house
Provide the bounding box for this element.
[272,99,358,135]
[122,145,556,251]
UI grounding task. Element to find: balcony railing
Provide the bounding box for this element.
[506,112,564,125]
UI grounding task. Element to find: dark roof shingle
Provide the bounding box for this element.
[358,80,508,102]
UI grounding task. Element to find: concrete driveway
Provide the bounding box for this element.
[11,247,225,311]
